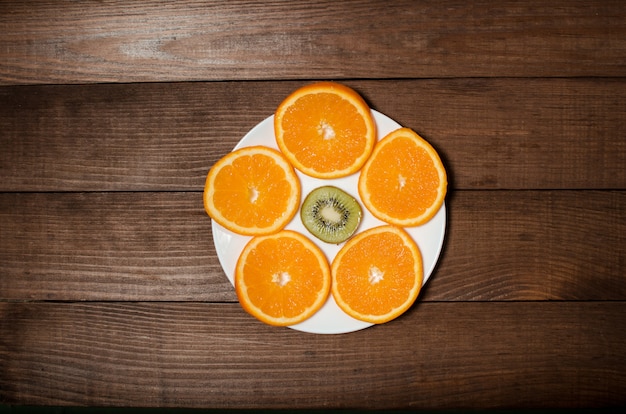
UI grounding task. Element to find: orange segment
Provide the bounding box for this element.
[235,230,331,326]
[204,145,301,235]
[274,82,376,179]
[358,128,447,227]
[331,225,423,324]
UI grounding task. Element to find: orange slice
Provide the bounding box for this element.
[274,82,377,179]
[331,225,423,324]
[358,127,447,226]
[235,230,331,326]
[204,145,301,235]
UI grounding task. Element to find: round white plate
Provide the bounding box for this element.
[211,110,446,334]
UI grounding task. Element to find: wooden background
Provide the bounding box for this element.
[1,0,625,409]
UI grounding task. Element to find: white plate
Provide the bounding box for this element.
[211,110,446,334]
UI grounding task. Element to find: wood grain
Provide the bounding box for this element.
[1,0,625,85]
[1,190,624,302]
[1,301,624,408]
[1,1,625,410]
[0,192,229,302]
[2,78,625,191]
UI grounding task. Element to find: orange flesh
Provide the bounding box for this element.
[364,136,440,220]
[280,93,369,174]
[333,230,419,317]
[235,231,331,326]
[212,153,295,228]
[241,237,327,318]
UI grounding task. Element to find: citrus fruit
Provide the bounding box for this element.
[274,81,377,179]
[203,145,301,236]
[331,225,423,324]
[235,230,331,326]
[358,127,447,227]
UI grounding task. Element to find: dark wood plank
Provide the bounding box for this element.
[1,190,624,302]
[0,192,230,302]
[1,78,625,191]
[1,0,625,85]
[434,189,626,301]
[1,301,624,408]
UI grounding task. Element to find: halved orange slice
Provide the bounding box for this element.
[274,82,376,179]
[331,225,423,324]
[235,230,331,326]
[358,128,447,226]
[204,145,300,235]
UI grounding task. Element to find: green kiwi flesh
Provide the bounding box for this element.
[300,186,362,244]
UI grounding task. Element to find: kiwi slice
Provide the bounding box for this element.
[301,186,362,244]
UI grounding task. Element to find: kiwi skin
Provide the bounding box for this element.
[300,186,362,244]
